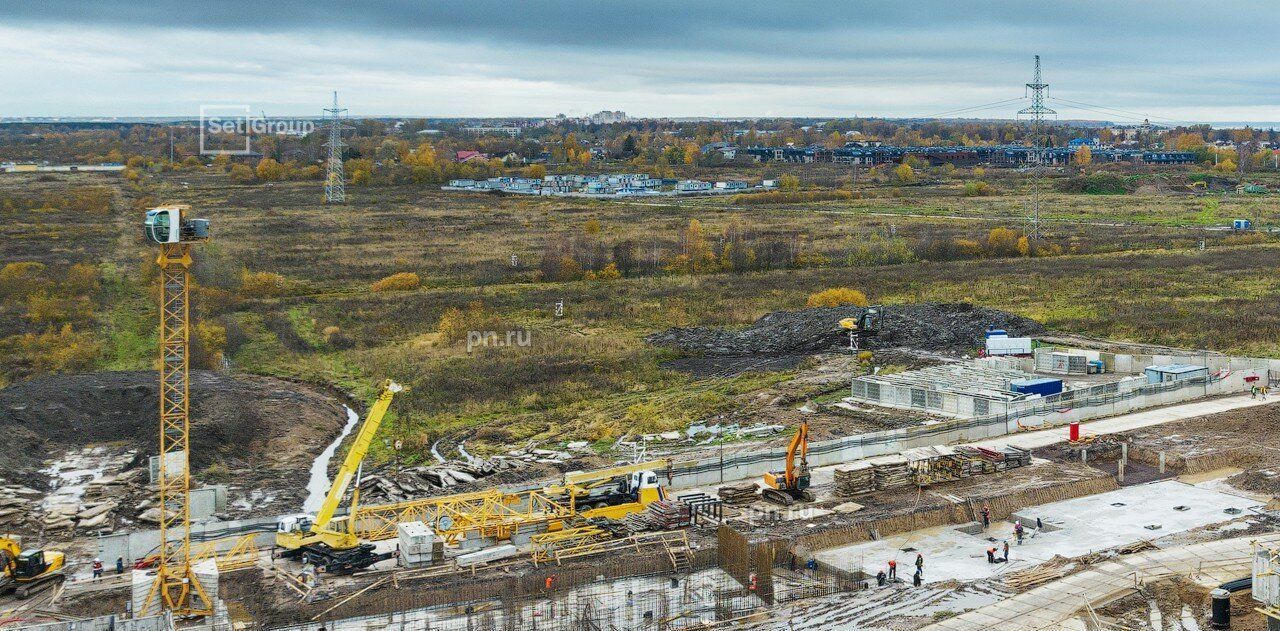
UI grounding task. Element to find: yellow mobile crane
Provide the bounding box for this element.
[0,535,65,598]
[545,459,672,520]
[276,380,404,573]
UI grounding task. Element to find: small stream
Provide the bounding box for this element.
[302,405,358,513]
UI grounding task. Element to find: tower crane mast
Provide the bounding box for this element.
[142,205,212,616]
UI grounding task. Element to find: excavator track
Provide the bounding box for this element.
[760,488,796,506]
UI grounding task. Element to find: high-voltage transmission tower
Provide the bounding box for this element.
[1017,55,1055,245]
[142,206,213,617]
[323,91,349,203]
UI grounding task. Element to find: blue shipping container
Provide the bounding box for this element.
[1010,378,1064,397]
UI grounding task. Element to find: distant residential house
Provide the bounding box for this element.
[714,181,748,190]
[1141,151,1197,165]
[701,142,737,160]
[455,151,491,163]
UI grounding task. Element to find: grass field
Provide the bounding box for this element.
[3,165,1279,461]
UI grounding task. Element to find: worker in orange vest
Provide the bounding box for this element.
[545,575,555,590]
[887,559,897,580]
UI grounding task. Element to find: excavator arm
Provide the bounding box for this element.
[784,421,809,488]
[312,380,404,532]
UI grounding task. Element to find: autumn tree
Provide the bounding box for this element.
[1073,144,1092,166]
[371,272,420,292]
[806,288,869,308]
[986,227,1021,257]
[255,158,285,182]
[778,174,801,191]
[229,164,255,183]
[894,163,916,183]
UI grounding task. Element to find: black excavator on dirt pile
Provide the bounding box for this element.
[760,421,814,506]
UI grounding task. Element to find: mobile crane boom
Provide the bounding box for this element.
[276,379,404,573]
[314,380,403,529]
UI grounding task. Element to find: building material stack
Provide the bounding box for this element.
[397,521,441,567]
[872,455,914,491]
[718,482,760,505]
[646,500,692,530]
[0,486,37,530]
[833,462,875,497]
[1003,446,1031,468]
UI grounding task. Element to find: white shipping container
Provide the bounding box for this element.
[985,336,1032,356]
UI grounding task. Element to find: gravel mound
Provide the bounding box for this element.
[647,302,1045,357]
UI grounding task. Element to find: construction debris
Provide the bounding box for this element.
[359,458,526,504]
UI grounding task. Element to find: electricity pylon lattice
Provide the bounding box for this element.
[145,241,212,617]
[323,91,351,203]
[1017,55,1055,246]
[1017,55,1056,156]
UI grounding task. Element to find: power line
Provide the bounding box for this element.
[1048,96,1197,126]
[920,97,1028,120]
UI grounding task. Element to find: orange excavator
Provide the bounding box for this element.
[761,421,813,506]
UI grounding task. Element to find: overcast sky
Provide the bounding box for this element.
[2,1,1277,123]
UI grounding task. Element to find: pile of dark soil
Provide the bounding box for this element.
[647,302,1045,358]
[0,370,347,482]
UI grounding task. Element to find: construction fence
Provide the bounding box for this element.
[667,366,1259,490]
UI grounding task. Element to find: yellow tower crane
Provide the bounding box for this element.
[142,205,212,616]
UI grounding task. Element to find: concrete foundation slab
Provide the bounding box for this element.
[815,480,1260,583]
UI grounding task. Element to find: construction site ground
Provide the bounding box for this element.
[7,383,1280,629]
[0,371,355,560]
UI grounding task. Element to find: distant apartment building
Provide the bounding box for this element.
[590,111,627,124]
[462,126,521,137]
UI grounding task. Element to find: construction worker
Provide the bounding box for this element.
[805,558,817,576]
[92,558,103,579]
[915,553,924,574]
[913,567,922,587]
[1003,541,1010,562]
[981,504,991,529]
[1014,521,1025,545]
[545,574,555,591]
[1252,385,1258,399]
[876,570,887,586]
[887,559,897,580]
[986,547,995,564]
[116,556,124,575]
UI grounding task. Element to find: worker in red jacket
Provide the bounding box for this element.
[887,559,897,580]
[92,558,104,579]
